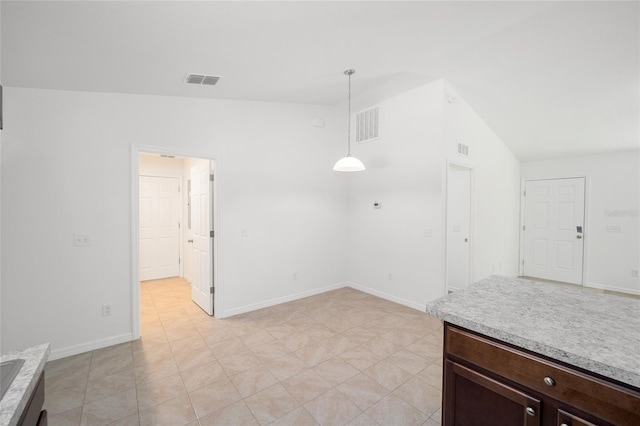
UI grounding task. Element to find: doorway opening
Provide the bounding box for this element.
[131,146,219,340]
[445,163,474,294]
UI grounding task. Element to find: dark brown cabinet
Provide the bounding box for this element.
[442,324,640,426]
[17,371,47,426]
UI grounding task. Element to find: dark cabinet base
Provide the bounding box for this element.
[17,371,45,426]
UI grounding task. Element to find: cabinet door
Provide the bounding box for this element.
[444,360,541,426]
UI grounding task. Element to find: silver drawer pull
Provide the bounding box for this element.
[543,376,555,386]
[525,406,536,416]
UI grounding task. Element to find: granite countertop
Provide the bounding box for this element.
[425,275,640,389]
[0,344,50,426]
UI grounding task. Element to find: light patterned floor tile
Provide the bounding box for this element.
[230,365,280,398]
[336,374,389,411]
[136,373,187,411]
[364,360,413,391]
[269,407,318,426]
[188,377,242,419]
[138,394,197,426]
[198,401,259,426]
[303,389,362,426]
[366,393,428,426]
[244,384,300,425]
[43,280,448,426]
[313,357,359,387]
[80,389,138,425]
[393,377,441,416]
[281,369,333,404]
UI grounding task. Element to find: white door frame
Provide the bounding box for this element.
[443,159,475,295]
[518,176,589,285]
[131,145,222,339]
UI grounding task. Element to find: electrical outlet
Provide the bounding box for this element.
[632,269,639,278]
[102,304,112,316]
[74,234,90,246]
[292,272,297,280]
[424,228,433,238]
[388,272,393,281]
[240,227,248,237]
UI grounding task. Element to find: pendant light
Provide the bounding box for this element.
[333,69,365,172]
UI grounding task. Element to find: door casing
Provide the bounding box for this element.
[131,145,221,339]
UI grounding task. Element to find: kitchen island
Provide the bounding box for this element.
[0,344,49,426]
[426,275,640,425]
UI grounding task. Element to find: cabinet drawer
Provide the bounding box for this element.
[445,325,640,426]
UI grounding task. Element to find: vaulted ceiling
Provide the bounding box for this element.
[2,1,638,161]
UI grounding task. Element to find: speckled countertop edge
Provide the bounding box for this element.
[0,343,50,426]
[425,276,640,390]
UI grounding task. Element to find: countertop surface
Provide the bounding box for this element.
[425,275,640,389]
[0,343,49,426]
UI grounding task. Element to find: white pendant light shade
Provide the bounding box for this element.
[333,155,366,172]
[334,69,365,172]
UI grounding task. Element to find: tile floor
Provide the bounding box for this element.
[44,277,444,425]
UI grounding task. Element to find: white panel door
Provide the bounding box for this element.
[446,165,472,291]
[139,176,180,281]
[191,163,213,315]
[523,178,585,284]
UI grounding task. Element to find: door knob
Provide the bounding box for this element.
[576,235,582,239]
[525,406,536,416]
[187,239,194,243]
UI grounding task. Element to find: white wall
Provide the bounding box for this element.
[521,150,640,294]
[347,81,446,308]
[1,87,348,357]
[346,79,521,309]
[443,82,521,282]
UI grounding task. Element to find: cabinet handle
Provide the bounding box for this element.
[525,406,536,416]
[543,376,555,386]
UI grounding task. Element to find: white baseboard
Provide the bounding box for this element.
[48,332,134,361]
[347,281,427,312]
[218,282,349,318]
[585,281,640,296]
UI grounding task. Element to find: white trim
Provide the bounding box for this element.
[131,145,222,340]
[348,281,427,312]
[585,281,640,296]
[519,176,588,286]
[48,333,133,362]
[219,282,348,318]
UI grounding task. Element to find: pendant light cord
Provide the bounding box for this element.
[347,70,353,156]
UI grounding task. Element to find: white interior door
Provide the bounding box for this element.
[191,163,214,315]
[139,176,180,281]
[446,165,472,292]
[523,178,585,284]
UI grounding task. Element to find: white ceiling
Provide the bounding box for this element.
[2,1,638,161]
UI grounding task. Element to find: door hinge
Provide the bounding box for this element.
[522,225,525,231]
[523,190,527,196]
[178,222,181,229]
[210,174,214,182]
[178,257,181,265]
[210,230,215,238]
[522,259,525,266]
[210,287,214,294]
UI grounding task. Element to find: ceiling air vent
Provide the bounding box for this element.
[355,106,380,144]
[185,73,221,86]
[457,142,469,156]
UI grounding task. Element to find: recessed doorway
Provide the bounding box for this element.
[131,147,219,340]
